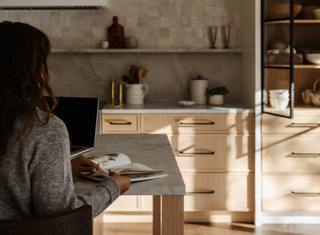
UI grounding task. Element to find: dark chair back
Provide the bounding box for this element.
[0,205,92,235]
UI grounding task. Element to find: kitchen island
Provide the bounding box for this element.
[74,134,185,235]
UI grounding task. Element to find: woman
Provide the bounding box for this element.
[0,21,130,220]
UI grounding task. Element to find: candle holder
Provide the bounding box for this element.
[210,26,218,49]
[109,78,125,108]
[222,25,231,49]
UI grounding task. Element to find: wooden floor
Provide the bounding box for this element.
[104,223,320,235]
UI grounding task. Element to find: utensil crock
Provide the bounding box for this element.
[126,84,148,104]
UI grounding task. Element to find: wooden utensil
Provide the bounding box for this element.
[137,67,149,84]
[129,65,138,84]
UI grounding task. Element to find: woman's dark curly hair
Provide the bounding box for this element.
[0,21,57,155]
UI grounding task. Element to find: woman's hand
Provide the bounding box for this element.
[109,170,131,195]
[71,155,101,175]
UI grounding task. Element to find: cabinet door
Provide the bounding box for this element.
[261,0,294,118]
[101,114,140,134]
[141,114,254,134]
[168,134,254,172]
[262,135,320,173]
[263,174,320,212]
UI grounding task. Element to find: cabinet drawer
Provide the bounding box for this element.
[262,114,320,134]
[262,174,320,212]
[262,135,320,172]
[140,173,254,212]
[101,114,140,134]
[106,195,140,211]
[168,134,254,171]
[182,173,254,211]
[141,114,254,134]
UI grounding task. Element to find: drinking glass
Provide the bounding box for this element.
[222,25,231,49]
[210,27,218,49]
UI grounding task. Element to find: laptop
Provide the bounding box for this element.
[50,97,99,159]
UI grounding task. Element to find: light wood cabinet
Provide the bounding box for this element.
[261,112,320,212]
[141,113,254,134]
[102,113,255,222]
[262,113,320,134]
[260,0,320,220]
[262,174,320,212]
[168,134,254,172]
[141,173,254,212]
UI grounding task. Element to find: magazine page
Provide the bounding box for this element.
[113,163,161,174]
[83,152,167,182]
[90,163,161,177]
[87,153,131,170]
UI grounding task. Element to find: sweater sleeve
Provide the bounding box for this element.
[29,118,120,218]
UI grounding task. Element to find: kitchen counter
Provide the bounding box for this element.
[101,102,254,114]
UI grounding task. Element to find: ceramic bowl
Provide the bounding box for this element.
[269,89,289,94]
[269,98,289,110]
[125,38,138,49]
[266,4,302,20]
[178,101,195,107]
[269,93,290,99]
[305,53,320,65]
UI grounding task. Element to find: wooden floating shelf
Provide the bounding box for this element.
[265,64,320,69]
[51,48,242,53]
[266,19,320,24]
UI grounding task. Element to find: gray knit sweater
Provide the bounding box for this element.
[0,109,120,219]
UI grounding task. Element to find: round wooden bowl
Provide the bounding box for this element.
[266,4,302,20]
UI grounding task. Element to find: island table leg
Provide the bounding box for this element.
[153,195,161,235]
[162,195,184,235]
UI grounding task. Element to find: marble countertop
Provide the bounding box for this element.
[73,134,186,196]
[101,102,254,114]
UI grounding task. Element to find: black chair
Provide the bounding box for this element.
[0,205,92,235]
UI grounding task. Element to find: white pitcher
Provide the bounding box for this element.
[126,84,149,104]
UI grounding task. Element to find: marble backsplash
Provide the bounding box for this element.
[48,52,240,103]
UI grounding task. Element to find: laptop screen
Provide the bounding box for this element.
[49,97,99,155]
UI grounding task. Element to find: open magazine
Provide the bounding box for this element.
[80,153,168,182]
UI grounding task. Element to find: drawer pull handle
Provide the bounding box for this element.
[291,152,320,157]
[290,123,320,127]
[179,122,215,125]
[179,151,215,155]
[109,122,132,125]
[291,191,320,196]
[187,190,215,195]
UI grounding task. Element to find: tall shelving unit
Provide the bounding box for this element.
[259,0,320,225]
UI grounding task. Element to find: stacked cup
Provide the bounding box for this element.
[269,89,290,110]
